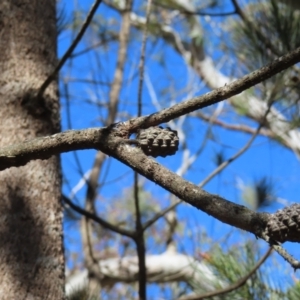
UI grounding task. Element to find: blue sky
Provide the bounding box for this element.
[58,0,300,294]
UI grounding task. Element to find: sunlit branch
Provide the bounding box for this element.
[154,1,237,17]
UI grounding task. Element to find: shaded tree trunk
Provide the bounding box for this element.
[0,1,64,299]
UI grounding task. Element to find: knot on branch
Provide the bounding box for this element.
[266,204,300,243]
[136,126,179,157]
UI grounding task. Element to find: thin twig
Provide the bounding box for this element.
[62,79,86,178]
[231,0,247,21]
[127,46,300,131]
[199,99,273,187]
[260,232,300,270]
[81,153,106,285]
[38,0,103,98]
[196,111,274,139]
[137,0,152,117]
[134,0,152,298]
[142,199,180,232]
[79,0,133,288]
[133,172,147,300]
[63,195,135,238]
[271,244,300,270]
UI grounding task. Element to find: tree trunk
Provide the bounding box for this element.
[0,1,64,299]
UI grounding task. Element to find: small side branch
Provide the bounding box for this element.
[38,0,103,98]
[127,46,300,131]
[63,195,135,238]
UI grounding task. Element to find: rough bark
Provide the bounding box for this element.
[0,1,64,299]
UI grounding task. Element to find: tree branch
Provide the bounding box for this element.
[127,46,300,131]
[154,1,237,17]
[1,48,300,248]
[199,99,273,187]
[1,45,300,169]
[66,253,225,295]
[63,195,135,238]
[195,112,274,139]
[0,128,107,170]
[5,124,300,247]
[102,139,270,240]
[122,6,300,154]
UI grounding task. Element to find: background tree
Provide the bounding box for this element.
[1,0,300,299]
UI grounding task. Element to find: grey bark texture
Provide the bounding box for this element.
[0,1,64,299]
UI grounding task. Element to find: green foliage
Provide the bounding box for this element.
[227,0,300,128]
[230,95,252,116]
[286,281,300,300]
[230,0,300,69]
[200,242,299,300]
[205,243,266,299]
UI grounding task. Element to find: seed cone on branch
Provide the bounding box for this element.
[266,204,300,243]
[136,126,179,157]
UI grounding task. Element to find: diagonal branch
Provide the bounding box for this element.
[196,111,274,139]
[103,138,270,239]
[1,46,300,170]
[127,46,300,131]
[2,114,300,256]
[63,195,135,238]
[199,99,273,187]
[38,0,103,98]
